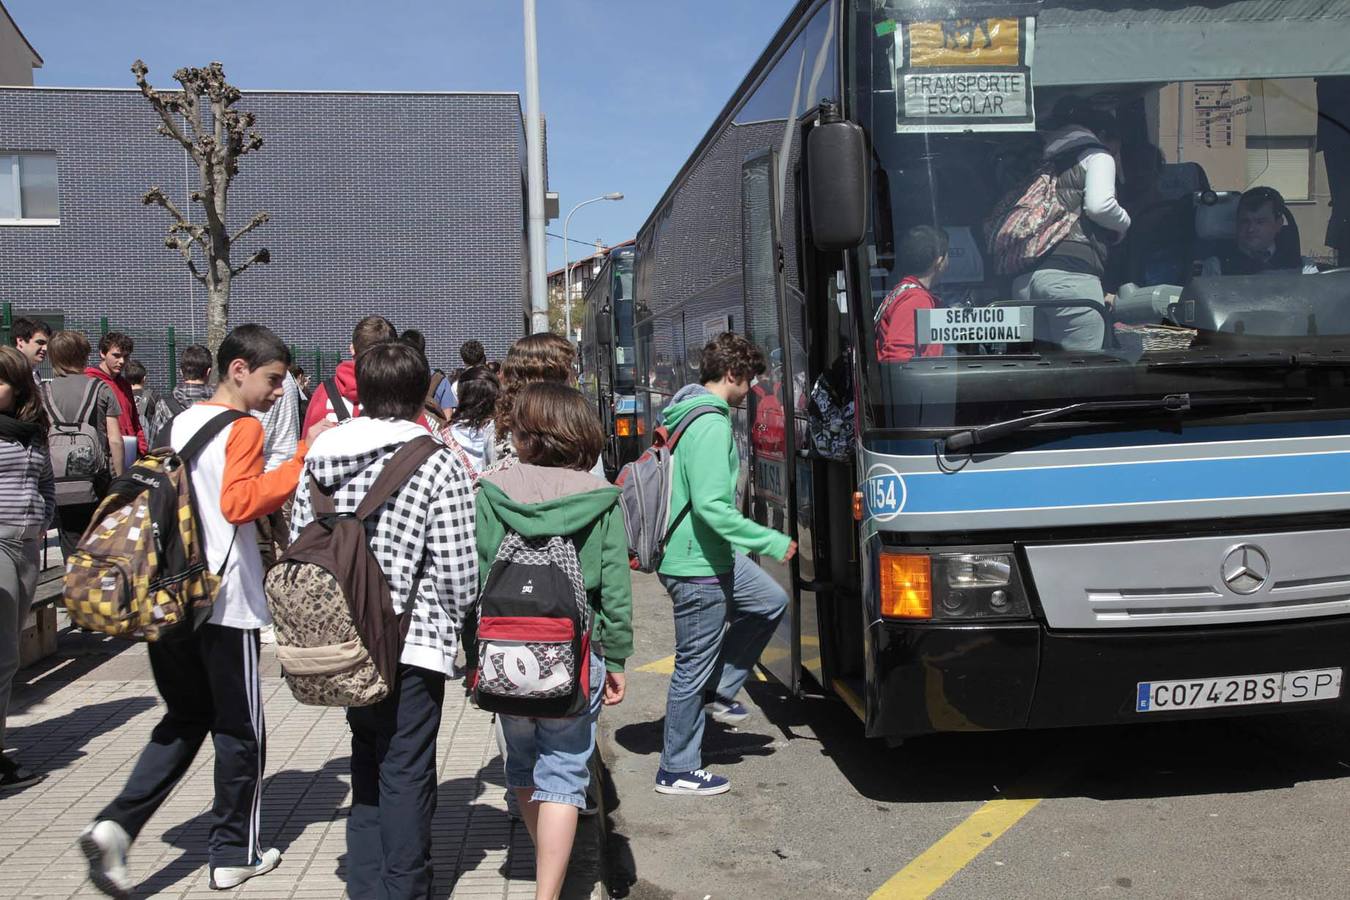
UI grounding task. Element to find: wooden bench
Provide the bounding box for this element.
[20,565,63,669]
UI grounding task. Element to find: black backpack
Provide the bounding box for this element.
[467,531,593,718]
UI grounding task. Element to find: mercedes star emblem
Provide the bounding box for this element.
[1221,544,1271,595]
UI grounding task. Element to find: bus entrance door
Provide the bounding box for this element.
[742,149,801,692]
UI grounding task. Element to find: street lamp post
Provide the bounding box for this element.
[563,192,623,339]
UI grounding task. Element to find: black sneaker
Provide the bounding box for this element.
[0,755,44,792]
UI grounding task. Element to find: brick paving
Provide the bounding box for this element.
[0,622,581,899]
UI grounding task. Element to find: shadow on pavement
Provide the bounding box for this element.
[136,757,351,896]
[7,696,157,775]
[743,677,1350,806]
[612,716,777,766]
[12,626,141,713]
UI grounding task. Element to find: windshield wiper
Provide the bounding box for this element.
[940,393,1314,455]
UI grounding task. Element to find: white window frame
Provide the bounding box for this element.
[0,152,60,226]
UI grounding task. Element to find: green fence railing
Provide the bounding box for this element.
[2,302,347,390]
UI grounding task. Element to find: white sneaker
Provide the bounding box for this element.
[78,820,133,899]
[209,847,281,890]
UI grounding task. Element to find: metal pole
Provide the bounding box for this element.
[314,348,322,380]
[563,217,571,339]
[0,302,11,347]
[167,326,177,390]
[100,316,109,337]
[523,0,550,334]
[563,194,624,339]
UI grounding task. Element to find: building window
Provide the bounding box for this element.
[1245,138,1314,202]
[0,152,59,223]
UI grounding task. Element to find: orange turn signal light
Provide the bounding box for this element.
[879,552,933,619]
[852,491,863,521]
[636,417,647,436]
[616,416,634,438]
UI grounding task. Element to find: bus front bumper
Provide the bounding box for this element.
[866,615,1350,739]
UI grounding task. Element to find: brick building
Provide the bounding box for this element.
[0,86,531,383]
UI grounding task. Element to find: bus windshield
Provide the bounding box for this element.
[853,1,1350,434]
[613,251,636,391]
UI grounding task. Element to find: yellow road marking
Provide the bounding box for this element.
[869,795,1043,899]
[636,646,789,675]
[636,655,675,674]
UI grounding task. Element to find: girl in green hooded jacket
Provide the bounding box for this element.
[474,381,632,900]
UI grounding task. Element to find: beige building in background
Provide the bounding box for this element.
[1154,78,1334,262]
[0,1,41,86]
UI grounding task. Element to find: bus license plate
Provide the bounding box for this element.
[1136,668,1342,713]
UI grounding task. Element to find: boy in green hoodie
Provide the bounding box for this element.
[655,333,796,797]
[475,382,631,900]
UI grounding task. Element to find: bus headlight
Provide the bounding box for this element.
[616,416,634,438]
[878,547,1030,621]
[945,554,1012,589]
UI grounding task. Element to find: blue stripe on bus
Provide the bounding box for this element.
[867,419,1350,456]
[899,451,1350,514]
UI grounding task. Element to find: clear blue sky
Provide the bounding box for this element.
[7,0,794,271]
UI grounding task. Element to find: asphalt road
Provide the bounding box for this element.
[596,572,1350,899]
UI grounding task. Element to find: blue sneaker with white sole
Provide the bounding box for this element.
[703,697,750,725]
[655,767,731,796]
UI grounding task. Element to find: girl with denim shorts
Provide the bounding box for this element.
[474,382,633,900]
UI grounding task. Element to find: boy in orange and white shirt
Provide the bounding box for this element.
[80,325,331,898]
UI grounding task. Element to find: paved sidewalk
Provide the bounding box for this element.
[0,622,595,899]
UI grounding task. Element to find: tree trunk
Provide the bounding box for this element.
[206,278,230,357]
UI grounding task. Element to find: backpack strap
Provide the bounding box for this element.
[661,403,726,541]
[39,383,65,427]
[178,409,250,464]
[325,378,351,421]
[74,377,102,427]
[665,404,722,450]
[354,435,442,520]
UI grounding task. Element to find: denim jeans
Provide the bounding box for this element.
[658,552,788,773]
[498,653,604,809]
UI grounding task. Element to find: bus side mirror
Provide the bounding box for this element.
[596,305,613,346]
[806,101,867,251]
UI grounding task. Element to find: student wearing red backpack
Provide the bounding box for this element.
[474,383,631,900]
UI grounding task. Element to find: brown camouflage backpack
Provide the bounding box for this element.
[63,410,246,640]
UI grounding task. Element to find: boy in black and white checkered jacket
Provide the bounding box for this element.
[288,340,476,899]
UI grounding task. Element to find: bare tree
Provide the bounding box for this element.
[133,60,269,354]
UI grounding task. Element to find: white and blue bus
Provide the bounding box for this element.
[632,0,1350,738]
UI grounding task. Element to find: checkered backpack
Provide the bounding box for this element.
[467,531,592,718]
[63,410,246,641]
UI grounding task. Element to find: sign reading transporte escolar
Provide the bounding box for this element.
[895,16,1036,133]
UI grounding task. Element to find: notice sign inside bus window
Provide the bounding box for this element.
[916,307,1033,345]
[895,16,1035,133]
